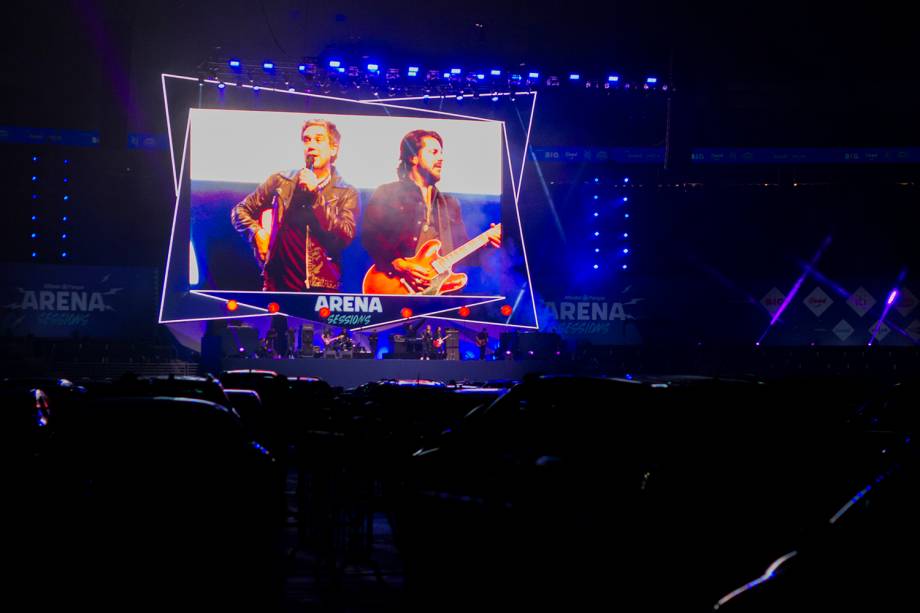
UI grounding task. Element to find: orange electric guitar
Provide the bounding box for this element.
[432,331,454,348]
[362,224,501,295]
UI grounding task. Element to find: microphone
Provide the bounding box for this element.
[305,155,315,170]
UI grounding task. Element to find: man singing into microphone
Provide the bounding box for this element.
[232,119,359,292]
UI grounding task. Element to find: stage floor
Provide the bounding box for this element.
[220,356,563,388]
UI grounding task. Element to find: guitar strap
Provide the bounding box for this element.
[432,188,456,254]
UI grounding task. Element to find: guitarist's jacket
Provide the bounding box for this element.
[232,168,359,291]
[361,178,471,275]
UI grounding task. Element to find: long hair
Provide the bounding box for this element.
[397,129,443,179]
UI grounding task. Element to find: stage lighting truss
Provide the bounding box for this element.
[200,57,671,100]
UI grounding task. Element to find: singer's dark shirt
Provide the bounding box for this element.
[266,189,312,291]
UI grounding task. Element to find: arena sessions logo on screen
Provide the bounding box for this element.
[314,295,383,326]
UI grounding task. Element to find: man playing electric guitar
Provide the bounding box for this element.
[433,326,450,358]
[321,326,348,356]
[361,129,501,295]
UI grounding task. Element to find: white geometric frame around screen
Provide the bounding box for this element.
[159,74,539,329]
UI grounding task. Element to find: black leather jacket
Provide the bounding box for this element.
[231,168,359,291]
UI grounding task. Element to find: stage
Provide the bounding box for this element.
[219,356,563,388]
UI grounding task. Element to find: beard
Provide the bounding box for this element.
[419,165,441,185]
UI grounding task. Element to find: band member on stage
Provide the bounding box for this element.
[368,329,379,358]
[476,328,489,360]
[434,325,446,358]
[232,119,359,292]
[421,324,434,360]
[321,326,348,357]
[361,129,500,295]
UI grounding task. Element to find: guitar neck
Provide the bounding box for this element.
[435,225,499,271]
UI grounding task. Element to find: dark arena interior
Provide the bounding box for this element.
[4,2,920,610]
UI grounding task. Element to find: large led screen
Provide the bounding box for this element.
[159,76,538,329]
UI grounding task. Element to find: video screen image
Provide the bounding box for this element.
[189,109,508,297]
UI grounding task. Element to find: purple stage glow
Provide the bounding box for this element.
[758,235,832,344]
[797,262,851,300]
[868,269,907,346]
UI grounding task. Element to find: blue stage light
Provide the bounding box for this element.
[30,233,37,239]
[456,94,463,101]
[646,77,658,84]
[63,196,69,201]
[262,61,274,70]
[450,68,462,75]
[593,264,599,269]
[624,213,630,218]
[62,216,68,221]
[217,82,225,89]
[31,252,37,258]
[408,66,419,72]
[593,195,599,200]
[622,264,628,270]
[442,72,450,78]
[624,177,629,183]
[63,178,69,183]
[298,64,307,72]
[61,252,68,258]
[528,72,539,79]
[337,67,345,73]
[253,85,260,91]
[608,75,620,82]
[569,73,580,80]
[623,232,629,238]
[367,63,379,72]
[31,194,37,199]
[490,69,501,76]
[31,176,37,182]
[228,59,241,68]
[623,248,630,254]
[593,212,599,217]
[476,74,485,80]
[61,233,67,239]
[623,196,629,201]
[594,231,600,237]
[31,215,36,221]
[63,159,68,164]
[491,95,499,102]
[595,248,600,253]
[32,155,38,162]
[329,60,341,68]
